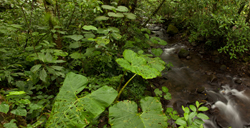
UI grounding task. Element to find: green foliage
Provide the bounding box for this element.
[174,101,209,128]
[109,97,168,128]
[116,49,165,79]
[46,72,118,127]
[154,86,172,100]
[0,0,214,127]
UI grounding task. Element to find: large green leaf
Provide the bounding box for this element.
[151,48,163,56]
[82,25,98,31]
[11,108,27,116]
[46,72,118,128]
[124,13,136,20]
[0,102,9,114]
[95,16,109,21]
[116,6,129,12]
[101,5,116,10]
[64,35,83,41]
[116,50,165,79]
[109,97,168,128]
[111,33,122,40]
[108,12,124,18]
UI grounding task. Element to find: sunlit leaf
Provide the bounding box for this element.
[30,64,42,73]
[39,68,47,82]
[116,6,129,12]
[151,48,163,56]
[124,13,136,20]
[46,72,118,128]
[109,97,168,128]
[0,102,9,114]
[108,12,124,18]
[101,5,116,10]
[82,25,98,31]
[64,35,83,41]
[111,32,122,40]
[11,108,27,116]
[95,16,109,21]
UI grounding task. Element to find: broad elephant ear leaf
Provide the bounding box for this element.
[109,97,168,128]
[46,72,118,128]
[116,49,165,79]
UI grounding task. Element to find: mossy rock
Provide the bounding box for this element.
[178,48,190,58]
[166,24,179,35]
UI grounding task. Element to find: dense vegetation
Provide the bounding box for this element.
[0,0,249,127]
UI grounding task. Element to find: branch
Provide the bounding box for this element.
[141,0,166,28]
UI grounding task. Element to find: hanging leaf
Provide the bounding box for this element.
[11,108,27,116]
[116,49,165,79]
[69,42,81,49]
[96,37,110,45]
[3,119,18,128]
[64,35,83,41]
[116,6,129,12]
[70,52,84,59]
[111,33,122,40]
[108,12,124,18]
[39,68,47,82]
[82,25,98,31]
[124,13,136,20]
[0,102,9,114]
[84,33,95,39]
[50,66,64,71]
[109,97,168,128]
[151,48,163,56]
[101,5,116,10]
[46,72,118,128]
[30,64,42,73]
[95,16,109,21]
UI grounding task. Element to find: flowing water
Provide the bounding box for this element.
[149,26,250,128]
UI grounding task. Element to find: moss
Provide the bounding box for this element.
[166,24,179,35]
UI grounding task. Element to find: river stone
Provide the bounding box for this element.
[191,42,198,46]
[234,79,242,84]
[166,24,179,35]
[214,56,220,63]
[220,65,227,71]
[178,48,190,58]
[186,56,191,60]
[197,87,205,93]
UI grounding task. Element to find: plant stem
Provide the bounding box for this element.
[115,74,137,102]
[117,71,127,92]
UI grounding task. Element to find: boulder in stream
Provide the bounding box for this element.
[166,24,179,35]
[220,65,227,71]
[178,48,190,58]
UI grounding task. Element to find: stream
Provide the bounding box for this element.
[148,24,250,128]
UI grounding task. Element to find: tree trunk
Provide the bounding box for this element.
[43,0,62,49]
[131,0,137,13]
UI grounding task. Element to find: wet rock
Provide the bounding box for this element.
[187,93,207,103]
[220,65,227,71]
[209,74,217,83]
[211,50,219,56]
[234,79,242,84]
[166,24,179,35]
[191,42,198,47]
[197,87,205,93]
[199,51,205,54]
[178,48,190,58]
[186,56,191,60]
[152,26,161,31]
[214,56,220,63]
